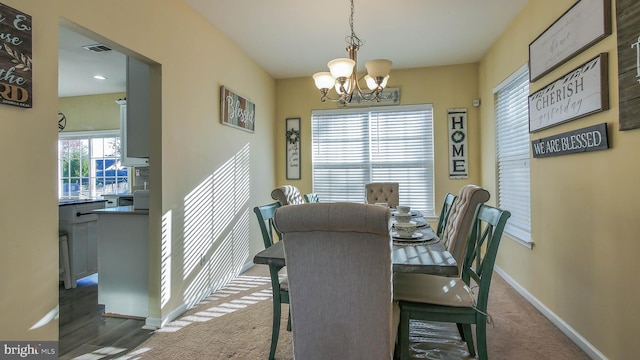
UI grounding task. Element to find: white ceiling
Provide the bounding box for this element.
[58,0,528,97]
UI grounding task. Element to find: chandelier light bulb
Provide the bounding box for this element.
[313,72,336,90]
[328,58,356,79]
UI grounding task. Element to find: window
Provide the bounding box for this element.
[58,130,130,198]
[311,105,435,215]
[494,64,532,245]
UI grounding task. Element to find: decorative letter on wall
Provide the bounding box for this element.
[616,0,640,130]
[447,108,468,179]
[286,118,301,180]
[220,86,255,133]
[0,3,32,108]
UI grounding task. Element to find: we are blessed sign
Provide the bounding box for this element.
[0,3,31,108]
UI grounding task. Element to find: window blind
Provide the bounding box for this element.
[311,105,435,215]
[495,67,532,243]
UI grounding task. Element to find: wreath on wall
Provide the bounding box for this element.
[286,128,300,150]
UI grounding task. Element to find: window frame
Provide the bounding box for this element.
[58,130,130,198]
[311,104,435,216]
[493,64,533,248]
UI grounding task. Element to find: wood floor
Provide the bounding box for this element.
[58,275,154,359]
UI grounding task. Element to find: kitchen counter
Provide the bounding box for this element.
[94,204,149,319]
[58,198,107,206]
[93,205,149,215]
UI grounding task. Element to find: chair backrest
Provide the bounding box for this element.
[271,185,305,205]
[441,185,490,269]
[253,202,282,249]
[274,202,394,360]
[461,204,511,313]
[303,192,319,203]
[365,182,400,209]
[436,192,457,237]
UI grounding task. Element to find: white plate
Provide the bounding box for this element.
[392,231,424,240]
[394,218,429,228]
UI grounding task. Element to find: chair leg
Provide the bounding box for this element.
[286,307,291,331]
[269,299,280,360]
[461,324,475,357]
[477,320,488,360]
[399,309,411,360]
[456,323,465,341]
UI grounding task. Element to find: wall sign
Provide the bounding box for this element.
[531,123,609,158]
[285,118,301,180]
[447,108,468,179]
[345,87,400,107]
[529,53,609,133]
[616,0,640,130]
[0,3,32,108]
[528,0,611,82]
[220,86,255,133]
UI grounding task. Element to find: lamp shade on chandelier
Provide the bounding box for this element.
[312,0,392,105]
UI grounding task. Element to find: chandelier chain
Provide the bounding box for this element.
[346,0,363,48]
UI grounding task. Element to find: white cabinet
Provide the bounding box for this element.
[125,56,150,160]
[58,201,106,288]
[102,194,134,208]
[118,100,149,167]
[95,207,149,318]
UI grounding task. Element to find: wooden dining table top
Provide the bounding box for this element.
[253,220,459,276]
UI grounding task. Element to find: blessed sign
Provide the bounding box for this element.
[531,123,609,158]
[0,3,32,108]
[220,86,255,133]
[529,53,608,133]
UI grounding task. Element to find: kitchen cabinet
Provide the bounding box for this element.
[124,56,150,160]
[94,206,149,319]
[102,194,134,208]
[117,99,149,167]
[58,200,106,288]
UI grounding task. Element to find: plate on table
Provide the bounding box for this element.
[393,218,429,228]
[392,231,424,240]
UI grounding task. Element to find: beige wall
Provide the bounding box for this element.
[58,92,124,132]
[480,0,636,358]
[275,64,483,210]
[0,0,277,340]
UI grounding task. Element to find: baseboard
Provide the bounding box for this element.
[144,303,187,330]
[494,266,607,360]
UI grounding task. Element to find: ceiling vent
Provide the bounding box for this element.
[82,44,112,53]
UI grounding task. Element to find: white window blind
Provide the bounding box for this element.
[311,105,435,215]
[495,66,532,243]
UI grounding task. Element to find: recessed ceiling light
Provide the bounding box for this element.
[93,75,107,80]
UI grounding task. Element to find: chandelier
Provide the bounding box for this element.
[312,0,392,106]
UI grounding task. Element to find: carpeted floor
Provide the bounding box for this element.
[112,265,588,359]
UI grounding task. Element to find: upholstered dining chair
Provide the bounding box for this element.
[303,192,319,203]
[394,204,511,360]
[365,182,400,209]
[253,202,290,360]
[271,185,305,206]
[273,202,399,360]
[440,184,490,271]
[436,192,457,237]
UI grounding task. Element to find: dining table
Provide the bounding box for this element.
[253,209,459,276]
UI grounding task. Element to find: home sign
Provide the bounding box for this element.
[0,3,32,108]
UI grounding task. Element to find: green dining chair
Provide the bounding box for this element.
[394,204,511,360]
[435,192,457,237]
[303,193,319,203]
[253,202,291,360]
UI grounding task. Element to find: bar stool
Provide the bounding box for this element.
[59,231,72,289]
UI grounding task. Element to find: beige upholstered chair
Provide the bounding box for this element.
[365,182,400,209]
[440,184,490,269]
[274,203,399,360]
[270,185,305,206]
